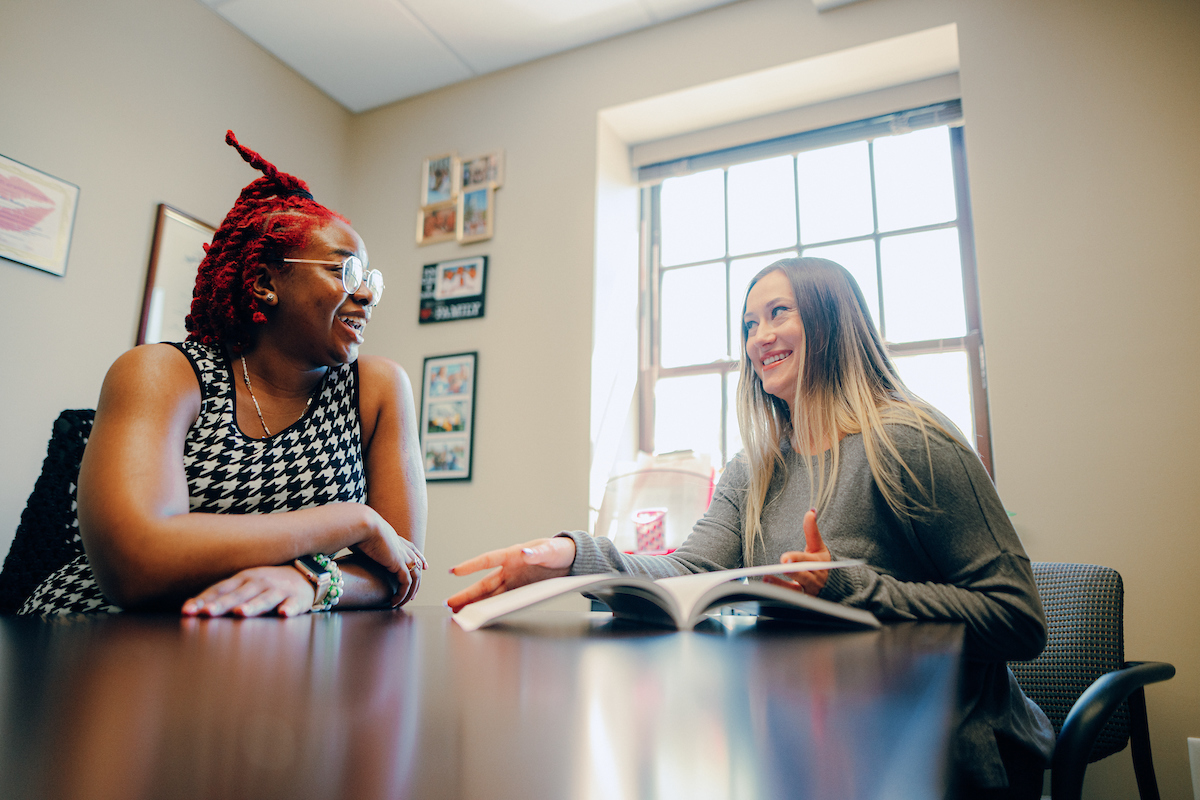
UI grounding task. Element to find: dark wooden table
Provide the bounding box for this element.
[0,607,962,800]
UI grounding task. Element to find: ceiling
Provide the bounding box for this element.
[196,0,750,113]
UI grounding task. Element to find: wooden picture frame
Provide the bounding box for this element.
[416,200,457,246]
[421,153,460,206]
[137,204,216,345]
[420,352,477,481]
[0,152,80,276]
[457,185,494,244]
[461,150,504,191]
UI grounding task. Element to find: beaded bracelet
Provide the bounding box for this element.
[312,553,344,611]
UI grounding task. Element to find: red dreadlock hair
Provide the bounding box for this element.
[185,131,349,351]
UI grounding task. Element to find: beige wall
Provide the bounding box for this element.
[2,0,1197,798]
[0,0,351,562]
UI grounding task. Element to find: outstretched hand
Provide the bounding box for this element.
[446,536,576,613]
[763,508,831,596]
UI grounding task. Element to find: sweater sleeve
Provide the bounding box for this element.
[819,427,1048,663]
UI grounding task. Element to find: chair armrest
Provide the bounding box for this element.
[1051,661,1175,800]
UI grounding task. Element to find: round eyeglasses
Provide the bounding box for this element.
[281,256,384,306]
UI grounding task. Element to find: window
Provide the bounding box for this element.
[637,102,993,473]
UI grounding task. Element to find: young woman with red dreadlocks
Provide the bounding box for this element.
[20,132,427,616]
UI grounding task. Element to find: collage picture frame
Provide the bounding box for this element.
[420,352,477,481]
[417,149,502,246]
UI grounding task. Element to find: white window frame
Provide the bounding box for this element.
[636,102,994,475]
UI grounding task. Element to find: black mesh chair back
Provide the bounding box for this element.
[1009,562,1129,760]
[1010,562,1174,800]
[0,410,94,613]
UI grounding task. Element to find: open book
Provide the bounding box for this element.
[452,561,880,632]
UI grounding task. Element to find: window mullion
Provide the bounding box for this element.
[638,184,659,454]
[867,138,885,340]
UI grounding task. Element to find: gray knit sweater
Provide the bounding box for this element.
[563,419,1054,788]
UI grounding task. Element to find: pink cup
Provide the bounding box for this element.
[632,508,667,553]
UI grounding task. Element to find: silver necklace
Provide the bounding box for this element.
[240,355,314,439]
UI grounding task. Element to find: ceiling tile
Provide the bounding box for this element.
[400,0,653,75]
[640,0,741,21]
[198,0,744,112]
[207,0,475,112]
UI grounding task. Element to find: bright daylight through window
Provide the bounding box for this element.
[640,104,992,473]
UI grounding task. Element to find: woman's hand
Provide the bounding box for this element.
[764,508,831,596]
[446,537,576,613]
[181,566,316,617]
[353,507,428,607]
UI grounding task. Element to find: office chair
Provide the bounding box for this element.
[0,409,94,613]
[1009,562,1175,800]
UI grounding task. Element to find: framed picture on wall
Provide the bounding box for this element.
[457,185,494,244]
[421,153,459,206]
[0,152,80,276]
[420,352,477,481]
[419,255,487,324]
[137,204,216,345]
[461,150,504,191]
[417,200,457,246]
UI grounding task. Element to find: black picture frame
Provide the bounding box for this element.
[419,255,487,324]
[419,352,477,482]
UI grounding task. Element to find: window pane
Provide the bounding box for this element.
[660,169,725,266]
[880,228,966,343]
[801,240,880,331]
[655,374,722,458]
[892,350,975,447]
[873,127,957,233]
[727,156,797,256]
[725,371,743,464]
[796,141,874,244]
[728,252,797,352]
[661,262,727,366]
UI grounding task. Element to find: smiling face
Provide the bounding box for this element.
[265,218,374,366]
[743,270,806,404]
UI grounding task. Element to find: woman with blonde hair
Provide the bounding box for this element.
[450,257,1053,798]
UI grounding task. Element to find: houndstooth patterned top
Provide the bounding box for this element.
[21,341,366,614]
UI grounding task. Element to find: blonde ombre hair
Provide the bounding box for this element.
[735,257,963,566]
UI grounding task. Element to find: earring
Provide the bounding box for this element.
[266,293,275,302]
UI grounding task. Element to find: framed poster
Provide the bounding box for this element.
[0,152,80,276]
[419,255,487,324]
[421,153,460,206]
[461,150,504,191]
[420,352,477,481]
[137,204,216,345]
[457,184,494,243]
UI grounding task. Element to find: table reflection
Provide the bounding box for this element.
[0,609,960,800]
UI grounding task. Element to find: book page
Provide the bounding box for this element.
[453,574,635,632]
[655,561,862,624]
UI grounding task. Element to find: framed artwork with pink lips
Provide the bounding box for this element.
[0,152,80,276]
